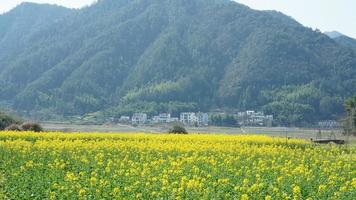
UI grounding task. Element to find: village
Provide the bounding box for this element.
[116,110,274,127]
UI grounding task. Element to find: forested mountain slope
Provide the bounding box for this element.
[325,31,356,53]
[0,0,355,125]
[333,35,356,54]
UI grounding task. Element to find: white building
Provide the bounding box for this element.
[152,113,179,124]
[196,112,209,126]
[237,111,273,127]
[180,112,196,125]
[180,112,209,126]
[318,120,341,129]
[120,116,130,121]
[132,113,147,125]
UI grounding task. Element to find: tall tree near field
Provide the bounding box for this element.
[344,95,356,136]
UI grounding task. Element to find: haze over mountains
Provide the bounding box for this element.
[0,0,355,125]
[325,32,356,54]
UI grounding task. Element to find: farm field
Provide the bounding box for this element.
[0,132,355,199]
[42,122,347,138]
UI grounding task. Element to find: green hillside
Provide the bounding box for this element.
[0,0,355,125]
[334,35,356,53]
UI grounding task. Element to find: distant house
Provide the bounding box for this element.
[237,111,273,127]
[152,113,178,124]
[119,116,130,123]
[132,113,147,125]
[180,112,209,126]
[180,112,196,126]
[196,112,209,126]
[318,120,341,129]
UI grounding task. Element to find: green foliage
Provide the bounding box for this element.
[4,124,22,131]
[21,122,44,132]
[343,95,356,136]
[0,112,21,130]
[0,0,355,126]
[168,124,188,134]
[334,35,356,53]
[210,114,238,127]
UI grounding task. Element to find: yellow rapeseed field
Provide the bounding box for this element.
[0,131,355,199]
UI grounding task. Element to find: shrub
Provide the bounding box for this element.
[5,124,23,131]
[21,123,44,132]
[169,124,188,134]
[0,112,21,130]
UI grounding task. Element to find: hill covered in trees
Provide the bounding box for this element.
[333,36,356,54]
[0,0,355,126]
[325,31,356,53]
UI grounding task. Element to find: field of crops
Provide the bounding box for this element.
[0,132,355,199]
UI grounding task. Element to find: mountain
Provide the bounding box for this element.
[0,0,355,126]
[324,31,344,39]
[324,31,356,57]
[333,35,356,54]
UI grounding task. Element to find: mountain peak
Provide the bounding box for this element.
[324,31,344,38]
[16,2,69,10]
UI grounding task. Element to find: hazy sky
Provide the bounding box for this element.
[0,0,355,38]
[0,0,95,12]
[237,0,356,38]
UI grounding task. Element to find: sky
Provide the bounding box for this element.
[236,0,356,38]
[0,0,96,12]
[0,0,355,38]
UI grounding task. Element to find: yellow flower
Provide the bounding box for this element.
[277,176,283,183]
[318,184,326,193]
[78,189,86,197]
[265,195,272,200]
[187,179,201,189]
[90,177,97,185]
[136,193,143,198]
[339,186,347,192]
[351,178,356,188]
[49,191,56,200]
[0,131,354,199]
[293,185,301,195]
[243,178,249,185]
[65,172,77,181]
[241,194,249,200]
[105,166,111,173]
[25,160,34,168]
[112,187,120,196]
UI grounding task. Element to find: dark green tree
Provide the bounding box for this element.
[0,112,21,130]
[169,124,188,134]
[343,95,356,136]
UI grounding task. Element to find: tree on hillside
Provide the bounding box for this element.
[210,114,238,127]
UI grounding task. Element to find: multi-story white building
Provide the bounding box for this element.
[132,113,147,125]
[237,110,273,127]
[180,112,196,125]
[180,112,209,126]
[152,113,179,124]
[196,112,209,126]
